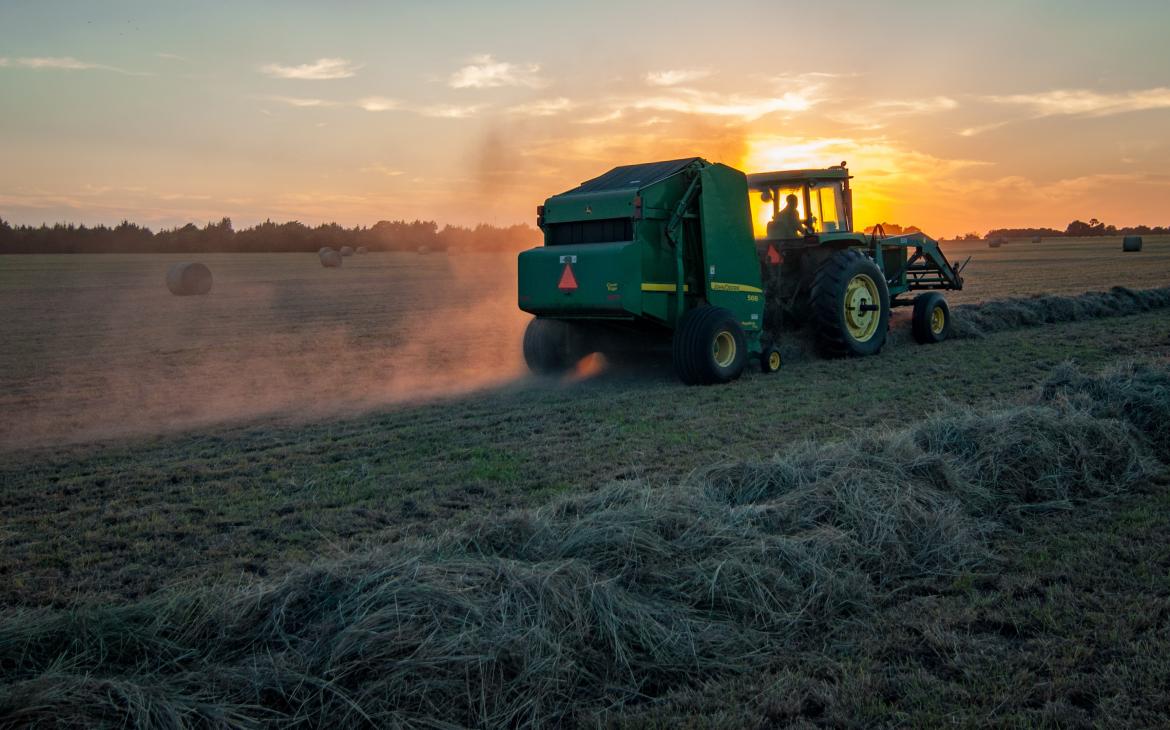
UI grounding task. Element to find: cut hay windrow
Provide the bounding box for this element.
[1,363,1168,728]
[951,285,1170,338]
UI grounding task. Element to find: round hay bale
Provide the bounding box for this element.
[1122,236,1143,252]
[165,262,213,296]
[319,249,343,268]
[1032,236,1042,243]
[988,239,1002,249]
[318,246,333,256]
[339,246,354,257]
[356,246,368,255]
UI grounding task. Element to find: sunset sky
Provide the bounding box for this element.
[2,0,1169,237]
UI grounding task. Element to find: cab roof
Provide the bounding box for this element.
[747,167,850,187]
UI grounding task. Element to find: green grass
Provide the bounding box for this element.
[2,307,1168,607]
[1,244,1169,724]
[612,483,1170,728]
[1,359,1167,727]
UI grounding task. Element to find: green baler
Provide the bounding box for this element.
[518,157,965,384]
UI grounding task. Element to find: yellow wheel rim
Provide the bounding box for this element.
[843,273,881,342]
[768,350,781,370]
[930,305,946,334]
[713,331,737,368]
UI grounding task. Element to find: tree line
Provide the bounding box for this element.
[973,218,1168,241]
[0,217,542,254]
[869,218,1168,242]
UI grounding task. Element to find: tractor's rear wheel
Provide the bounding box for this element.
[912,292,952,344]
[809,249,890,358]
[672,306,747,385]
[523,318,579,375]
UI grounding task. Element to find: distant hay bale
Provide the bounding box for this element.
[317,246,333,256]
[988,239,1002,248]
[1032,236,1042,243]
[165,262,213,296]
[356,246,368,254]
[339,246,355,257]
[1122,236,1143,252]
[319,249,342,268]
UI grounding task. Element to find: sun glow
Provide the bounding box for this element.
[740,136,901,231]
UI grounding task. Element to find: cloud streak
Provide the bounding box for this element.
[0,56,150,76]
[962,87,1170,136]
[268,96,341,108]
[985,87,1170,117]
[260,57,360,80]
[357,96,484,118]
[644,69,711,87]
[448,54,544,89]
[507,97,574,117]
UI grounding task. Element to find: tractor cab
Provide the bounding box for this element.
[746,164,854,242]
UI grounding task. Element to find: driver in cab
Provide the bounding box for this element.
[767,193,809,240]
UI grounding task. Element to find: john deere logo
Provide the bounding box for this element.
[606,282,618,292]
[584,205,592,214]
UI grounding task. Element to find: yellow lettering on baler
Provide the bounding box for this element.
[710,282,763,293]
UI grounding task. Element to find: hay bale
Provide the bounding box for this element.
[317,246,332,256]
[319,249,342,268]
[1032,236,1042,243]
[339,246,354,257]
[1122,236,1143,252]
[356,246,368,255]
[165,262,213,296]
[988,239,1002,248]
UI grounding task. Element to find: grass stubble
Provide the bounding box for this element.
[1,360,1167,728]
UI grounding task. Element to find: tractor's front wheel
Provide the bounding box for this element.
[523,318,579,375]
[912,292,952,344]
[672,306,747,385]
[809,249,890,358]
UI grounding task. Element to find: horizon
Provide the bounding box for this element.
[2,1,1170,239]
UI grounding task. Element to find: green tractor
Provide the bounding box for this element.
[518,157,965,384]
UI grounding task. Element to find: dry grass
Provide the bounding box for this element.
[1,361,1165,728]
[951,285,1170,338]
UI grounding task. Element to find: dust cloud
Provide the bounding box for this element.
[0,251,531,451]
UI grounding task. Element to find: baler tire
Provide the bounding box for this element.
[523,318,577,375]
[912,292,951,344]
[760,346,782,374]
[672,306,748,385]
[809,249,890,358]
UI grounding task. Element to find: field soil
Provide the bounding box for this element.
[1,236,1168,450]
[1,236,1169,726]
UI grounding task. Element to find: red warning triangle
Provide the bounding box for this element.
[558,263,578,291]
[766,245,782,265]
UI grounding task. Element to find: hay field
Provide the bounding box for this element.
[1,236,1167,451]
[2,236,1170,726]
[0,251,526,449]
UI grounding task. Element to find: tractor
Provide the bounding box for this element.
[517,157,966,384]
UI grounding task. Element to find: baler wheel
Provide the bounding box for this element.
[672,306,747,385]
[912,292,952,344]
[523,318,578,375]
[809,249,890,358]
[760,346,782,374]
